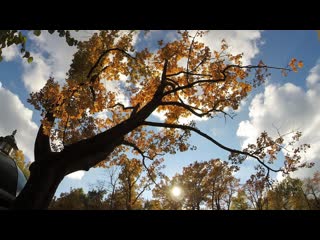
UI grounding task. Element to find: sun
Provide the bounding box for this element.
[171,186,182,197]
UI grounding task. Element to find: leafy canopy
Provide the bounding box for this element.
[27,30,307,176]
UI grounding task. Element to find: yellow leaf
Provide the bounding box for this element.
[298,61,304,68]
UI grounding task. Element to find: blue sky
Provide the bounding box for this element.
[0,30,319,198]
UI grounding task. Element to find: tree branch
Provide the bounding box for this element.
[34,112,55,160]
[122,140,159,186]
[61,60,170,173]
[160,101,215,118]
[163,64,291,97]
[87,48,136,79]
[62,114,70,146]
[186,31,198,83]
[109,103,136,111]
[142,121,282,173]
[166,71,212,78]
[163,78,226,96]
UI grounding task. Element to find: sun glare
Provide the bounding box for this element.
[171,186,182,197]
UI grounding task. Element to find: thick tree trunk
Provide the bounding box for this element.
[13,161,67,209]
[11,59,169,209]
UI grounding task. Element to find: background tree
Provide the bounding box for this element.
[152,176,184,210]
[50,188,87,210]
[153,159,240,210]
[143,199,162,210]
[86,181,108,209]
[12,30,311,209]
[12,149,30,179]
[178,161,208,210]
[267,177,308,210]
[103,167,120,209]
[302,171,320,209]
[110,157,157,210]
[230,189,249,210]
[204,159,239,210]
[244,168,270,210]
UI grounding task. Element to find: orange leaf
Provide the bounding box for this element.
[298,61,304,68]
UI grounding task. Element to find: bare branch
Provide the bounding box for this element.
[109,103,136,111]
[142,121,282,173]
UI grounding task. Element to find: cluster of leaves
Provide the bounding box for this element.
[229,131,313,176]
[0,30,78,63]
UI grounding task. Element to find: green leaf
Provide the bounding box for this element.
[27,56,33,63]
[66,38,74,46]
[23,51,30,58]
[0,55,2,62]
[33,30,41,37]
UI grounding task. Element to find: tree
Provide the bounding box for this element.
[49,187,108,210]
[244,168,271,210]
[12,149,30,179]
[111,157,159,210]
[49,188,87,210]
[302,171,320,209]
[86,182,108,209]
[143,199,162,210]
[104,167,120,209]
[230,189,249,210]
[13,30,311,209]
[177,161,208,210]
[267,177,308,210]
[204,159,239,210]
[152,176,184,210]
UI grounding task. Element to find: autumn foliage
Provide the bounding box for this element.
[11,30,311,209]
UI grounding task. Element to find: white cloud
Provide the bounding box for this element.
[1,45,20,61]
[21,30,139,94]
[22,52,51,92]
[21,32,76,92]
[66,170,85,180]
[0,86,38,162]
[237,63,320,180]
[190,30,263,65]
[21,31,99,92]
